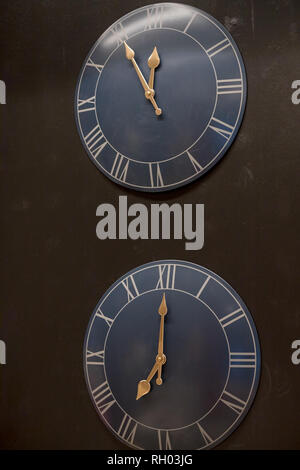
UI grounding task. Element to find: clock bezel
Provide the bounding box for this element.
[75,3,247,192]
[83,260,261,450]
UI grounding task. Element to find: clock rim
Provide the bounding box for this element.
[83,259,261,450]
[74,3,248,192]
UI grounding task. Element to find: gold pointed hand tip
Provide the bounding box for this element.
[148,46,160,68]
[158,293,168,316]
[136,380,151,400]
[124,42,135,60]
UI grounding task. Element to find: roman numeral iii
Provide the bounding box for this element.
[217,79,242,95]
[230,352,256,368]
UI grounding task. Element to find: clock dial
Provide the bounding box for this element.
[75,3,247,192]
[84,261,260,450]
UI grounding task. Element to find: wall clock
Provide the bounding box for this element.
[83,260,260,450]
[75,3,247,192]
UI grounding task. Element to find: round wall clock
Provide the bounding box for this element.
[75,3,247,192]
[83,260,260,450]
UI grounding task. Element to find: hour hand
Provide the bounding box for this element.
[136,353,166,400]
[136,362,159,400]
[148,46,160,90]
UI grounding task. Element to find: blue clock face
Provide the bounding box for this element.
[75,3,247,192]
[83,261,260,450]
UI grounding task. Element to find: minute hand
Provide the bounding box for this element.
[124,42,150,94]
[156,293,167,385]
[124,42,162,116]
[131,57,150,94]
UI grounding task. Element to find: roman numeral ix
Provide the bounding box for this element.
[86,350,104,365]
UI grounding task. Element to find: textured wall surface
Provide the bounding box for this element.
[0,0,299,449]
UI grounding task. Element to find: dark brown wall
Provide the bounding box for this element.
[0,0,299,449]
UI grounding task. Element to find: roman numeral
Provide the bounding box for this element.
[149,163,164,188]
[230,352,256,369]
[86,350,104,365]
[111,22,128,47]
[121,275,139,303]
[220,308,245,328]
[96,309,114,327]
[158,430,172,450]
[183,12,198,33]
[217,79,242,95]
[87,58,103,73]
[84,125,108,158]
[206,38,230,58]
[145,6,164,29]
[78,96,95,113]
[187,151,203,174]
[156,264,176,290]
[196,422,213,446]
[110,153,129,182]
[220,390,246,415]
[196,276,211,298]
[117,414,138,445]
[209,117,234,141]
[92,381,116,414]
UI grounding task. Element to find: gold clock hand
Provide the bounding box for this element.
[136,362,160,400]
[148,46,160,90]
[136,352,166,400]
[136,294,168,400]
[156,293,168,385]
[148,95,162,116]
[124,42,162,116]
